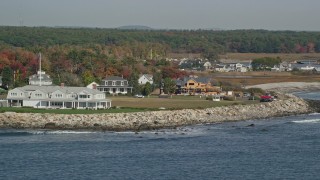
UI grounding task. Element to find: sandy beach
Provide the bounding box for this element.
[248,82,320,93]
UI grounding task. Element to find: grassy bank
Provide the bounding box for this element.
[0,107,151,114]
[0,95,259,114]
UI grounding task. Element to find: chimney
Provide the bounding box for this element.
[61,83,64,88]
[92,84,97,89]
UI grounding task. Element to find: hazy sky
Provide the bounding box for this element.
[1,0,320,31]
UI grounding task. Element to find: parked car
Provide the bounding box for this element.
[243,92,250,97]
[260,95,273,102]
[134,94,144,98]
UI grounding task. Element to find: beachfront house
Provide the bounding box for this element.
[176,76,220,95]
[29,71,53,86]
[138,74,153,85]
[95,76,133,95]
[7,84,111,109]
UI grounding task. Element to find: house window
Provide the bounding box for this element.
[55,94,63,98]
[120,88,124,92]
[35,93,42,97]
[189,83,194,85]
[112,81,115,86]
[79,95,87,98]
[121,81,124,86]
[10,93,17,96]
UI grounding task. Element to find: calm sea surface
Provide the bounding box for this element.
[0,92,319,180]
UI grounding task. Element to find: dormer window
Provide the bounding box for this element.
[55,94,63,98]
[121,81,124,86]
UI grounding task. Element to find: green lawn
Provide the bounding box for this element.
[0,107,151,114]
[109,95,258,110]
[0,95,259,114]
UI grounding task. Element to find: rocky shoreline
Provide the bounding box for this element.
[0,94,317,131]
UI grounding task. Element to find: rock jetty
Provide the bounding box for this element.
[0,95,315,131]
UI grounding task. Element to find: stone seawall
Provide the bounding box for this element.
[0,95,314,131]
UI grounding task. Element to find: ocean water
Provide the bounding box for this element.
[0,92,320,180]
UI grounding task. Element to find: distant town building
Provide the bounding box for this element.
[203,62,212,70]
[29,71,52,86]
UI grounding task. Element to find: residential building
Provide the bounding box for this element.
[138,74,153,85]
[176,76,220,95]
[313,67,320,73]
[203,62,212,70]
[214,64,228,72]
[7,84,111,109]
[96,76,133,94]
[86,82,99,89]
[29,71,53,85]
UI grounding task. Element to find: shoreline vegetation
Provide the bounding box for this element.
[0,82,319,131]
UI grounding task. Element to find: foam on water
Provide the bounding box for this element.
[0,129,97,136]
[292,119,320,124]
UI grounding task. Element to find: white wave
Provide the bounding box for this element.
[308,113,320,116]
[292,119,320,124]
[29,130,97,135]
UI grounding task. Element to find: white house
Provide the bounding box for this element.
[86,82,99,89]
[214,64,228,72]
[29,71,53,86]
[138,74,153,85]
[203,62,212,70]
[7,85,111,109]
[94,76,133,95]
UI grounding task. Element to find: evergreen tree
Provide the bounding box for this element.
[128,72,140,95]
[1,66,13,89]
[142,82,152,96]
[163,77,176,94]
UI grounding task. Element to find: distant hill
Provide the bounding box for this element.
[117,25,153,30]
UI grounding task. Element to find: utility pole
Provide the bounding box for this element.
[39,53,42,86]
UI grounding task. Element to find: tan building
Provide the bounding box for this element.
[176,77,220,95]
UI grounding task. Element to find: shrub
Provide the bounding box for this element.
[246,88,265,95]
[223,96,235,101]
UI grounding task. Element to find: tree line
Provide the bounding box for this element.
[1,26,320,56]
[1,26,320,94]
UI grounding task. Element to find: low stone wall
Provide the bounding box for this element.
[0,95,314,131]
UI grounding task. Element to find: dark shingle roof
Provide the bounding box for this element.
[102,76,127,81]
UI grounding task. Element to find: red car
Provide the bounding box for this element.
[260,95,273,102]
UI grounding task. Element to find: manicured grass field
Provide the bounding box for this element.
[0,107,150,114]
[109,95,258,110]
[0,96,258,114]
